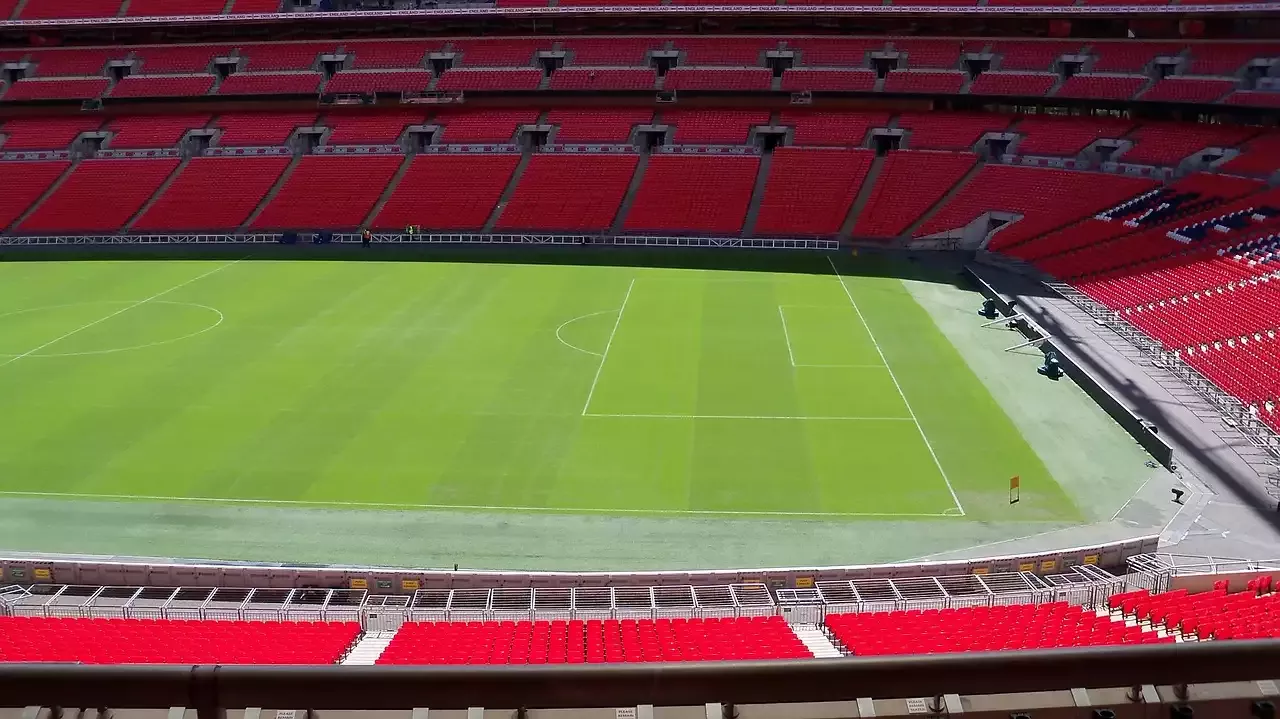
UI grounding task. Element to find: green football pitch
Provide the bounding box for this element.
[0,253,1080,531]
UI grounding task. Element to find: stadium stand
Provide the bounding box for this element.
[889,39,968,68]
[545,109,652,143]
[132,157,292,231]
[1109,585,1280,640]
[787,38,885,66]
[134,45,233,74]
[663,68,773,91]
[827,602,1167,655]
[781,111,889,147]
[883,69,967,94]
[372,154,519,231]
[991,41,1082,70]
[0,617,360,664]
[217,72,325,95]
[26,49,120,77]
[496,154,638,232]
[435,68,543,91]
[324,70,433,94]
[109,75,216,98]
[1139,77,1238,104]
[1054,74,1147,101]
[126,0,228,15]
[106,115,210,148]
[779,69,877,92]
[753,148,874,236]
[898,112,1009,150]
[0,161,70,230]
[968,71,1057,96]
[238,42,338,71]
[1013,115,1135,157]
[853,151,978,238]
[228,0,282,12]
[1121,123,1259,166]
[1,78,110,101]
[251,155,403,230]
[674,38,776,65]
[665,110,770,144]
[449,39,547,67]
[1186,43,1280,76]
[15,158,180,234]
[435,110,538,143]
[377,616,811,665]
[549,68,657,91]
[211,112,316,146]
[323,111,425,144]
[623,155,758,234]
[1089,41,1182,72]
[562,38,658,65]
[919,165,1157,243]
[18,0,122,19]
[0,117,103,150]
[1219,133,1280,175]
[343,40,438,69]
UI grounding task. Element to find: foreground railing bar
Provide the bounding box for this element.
[2,640,1280,715]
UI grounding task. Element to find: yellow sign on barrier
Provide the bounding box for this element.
[32,568,51,581]
[402,579,421,591]
[350,578,368,590]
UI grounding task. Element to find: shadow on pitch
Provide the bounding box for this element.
[0,242,975,289]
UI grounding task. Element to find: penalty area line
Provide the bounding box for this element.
[0,490,963,519]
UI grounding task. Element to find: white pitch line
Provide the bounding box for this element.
[0,259,242,370]
[0,489,961,519]
[794,364,890,369]
[778,305,797,367]
[827,255,966,517]
[580,278,634,416]
[584,413,914,421]
[555,309,613,357]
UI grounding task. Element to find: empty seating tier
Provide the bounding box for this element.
[779,69,876,92]
[545,109,652,143]
[923,166,1157,246]
[212,112,316,146]
[853,151,977,238]
[133,157,292,231]
[16,158,179,234]
[623,155,759,234]
[883,70,966,94]
[665,110,770,144]
[1014,116,1134,157]
[109,75,215,98]
[217,72,324,95]
[127,0,226,15]
[754,148,874,237]
[1,78,109,101]
[435,69,543,92]
[0,617,360,664]
[663,68,772,91]
[0,161,70,230]
[496,154,637,232]
[373,154,518,231]
[550,69,657,91]
[251,155,403,231]
[1108,586,1280,640]
[826,602,1165,656]
[323,112,424,145]
[107,115,210,149]
[897,112,1009,150]
[324,70,433,94]
[968,72,1056,97]
[377,617,810,665]
[0,117,103,150]
[1055,75,1146,101]
[780,111,889,148]
[435,110,539,144]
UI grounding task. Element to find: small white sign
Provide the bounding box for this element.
[905,699,929,715]
[617,709,638,719]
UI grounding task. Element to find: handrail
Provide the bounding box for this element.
[3,640,1280,717]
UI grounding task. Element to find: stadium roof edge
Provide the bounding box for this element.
[0,2,1274,31]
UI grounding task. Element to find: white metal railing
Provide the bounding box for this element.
[0,232,839,250]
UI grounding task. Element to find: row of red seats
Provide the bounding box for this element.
[0,617,360,664]
[377,616,811,665]
[1109,584,1280,640]
[5,39,1277,75]
[4,0,275,20]
[826,602,1171,656]
[1183,331,1280,409]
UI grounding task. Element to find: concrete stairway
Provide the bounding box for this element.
[791,623,844,658]
[340,630,397,665]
